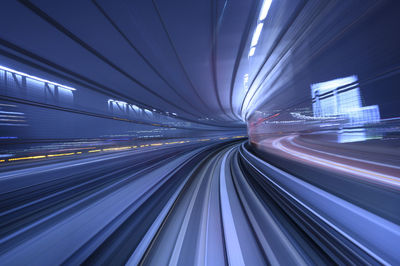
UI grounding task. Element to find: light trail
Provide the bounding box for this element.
[47,153,75,157]
[1,140,398,264]
[288,136,400,170]
[1,137,246,164]
[219,147,245,266]
[272,136,400,189]
[8,155,47,161]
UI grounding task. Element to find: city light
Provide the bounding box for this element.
[311,75,380,128]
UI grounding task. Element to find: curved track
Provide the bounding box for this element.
[0,140,399,265]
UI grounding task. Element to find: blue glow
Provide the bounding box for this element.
[108,99,152,115]
[0,65,76,91]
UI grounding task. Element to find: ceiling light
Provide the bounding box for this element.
[251,23,264,47]
[248,47,256,57]
[259,0,272,21]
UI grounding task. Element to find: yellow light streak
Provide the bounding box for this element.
[102,146,131,152]
[150,143,163,146]
[9,155,46,161]
[47,153,75,157]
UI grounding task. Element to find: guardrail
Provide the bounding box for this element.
[239,143,400,265]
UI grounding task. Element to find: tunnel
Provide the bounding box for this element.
[0,0,399,265]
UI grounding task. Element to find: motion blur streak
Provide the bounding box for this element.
[2,141,399,265]
[271,135,400,189]
[1,0,400,265]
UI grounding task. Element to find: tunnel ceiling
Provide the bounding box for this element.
[2,0,396,128]
[0,0,272,126]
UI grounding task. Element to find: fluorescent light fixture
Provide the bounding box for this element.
[259,0,272,21]
[251,23,264,47]
[248,47,256,57]
[0,65,76,91]
[130,104,140,112]
[244,73,249,89]
[108,99,128,105]
[244,73,249,84]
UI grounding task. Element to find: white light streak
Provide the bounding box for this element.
[0,65,76,91]
[251,23,264,47]
[248,47,256,57]
[108,99,129,105]
[259,0,272,21]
